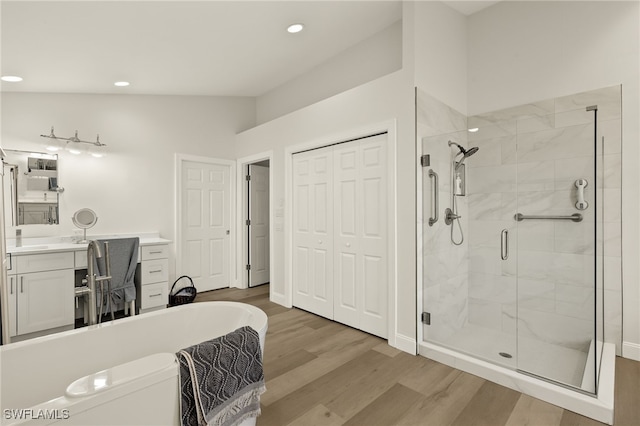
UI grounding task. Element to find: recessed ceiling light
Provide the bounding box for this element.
[114,81,130,87]
[468,127,479,133]
[1,75,23,82]
[287,23,304,34]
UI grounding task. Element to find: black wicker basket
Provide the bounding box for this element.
[168,275,197,307]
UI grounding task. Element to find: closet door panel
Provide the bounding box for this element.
[333,143,361,328]
[292,147,334,319]
[358,135,388,338]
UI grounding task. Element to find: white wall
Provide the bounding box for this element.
[414,1,468,115]
[237,69,417,350]
[467,1,640,359]
[1,92,255,279]
[256,20,403,125]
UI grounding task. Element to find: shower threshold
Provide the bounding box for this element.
[418,341,615,424]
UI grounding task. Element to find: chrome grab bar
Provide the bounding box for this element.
[500,229,509,260]
[428,169,439,226]
[514,213,583,222]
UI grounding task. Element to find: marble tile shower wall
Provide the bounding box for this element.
[417,89,470,343]
[419,86,622,356]
[466,85,622,354]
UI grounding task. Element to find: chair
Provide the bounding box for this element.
[95,237,139,321]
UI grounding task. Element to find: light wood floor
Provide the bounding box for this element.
[195,285,640,426]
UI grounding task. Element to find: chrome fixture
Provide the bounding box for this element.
[444,207,460,225]
[501,229,509,260]
[40,126,106,156]
[514,213,583,222]
[428,169,439,226]
[447,141,479,245]
[74,240,111,326]
[448,141,480,170]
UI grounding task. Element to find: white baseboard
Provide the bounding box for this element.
[622,341,640,361]
[269,291,290,308]
[391,333,416,355]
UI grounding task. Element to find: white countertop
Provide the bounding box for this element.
[7,234,171,256]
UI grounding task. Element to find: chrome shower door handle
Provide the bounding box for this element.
[501,229,509,260]
[428,169,439,226]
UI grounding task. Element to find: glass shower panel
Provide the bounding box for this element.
[514,107,598,394]
[422,119,518,368]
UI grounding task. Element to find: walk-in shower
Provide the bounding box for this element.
[418,86,622,424]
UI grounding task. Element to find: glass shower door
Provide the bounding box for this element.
[513,107,599,394]
[421,119,518,368]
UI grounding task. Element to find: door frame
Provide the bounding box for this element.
[236,151,274,289]
[175,154,236,289]
[284,120,398,347]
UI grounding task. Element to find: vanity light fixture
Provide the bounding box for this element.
[468,128,479,133]
[114,81,130,87]
[40,126,106,157]
[1,75,23,82]
[287,23,304,33]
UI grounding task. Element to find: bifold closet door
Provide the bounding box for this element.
[333,135,387,338]
[292,146,334,318]
[292,134,388,339]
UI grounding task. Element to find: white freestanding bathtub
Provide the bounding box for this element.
[0,302,268,426]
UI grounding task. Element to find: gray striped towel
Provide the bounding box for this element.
[177,326,266,426]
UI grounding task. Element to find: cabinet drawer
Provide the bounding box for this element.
[140,282,167,310]
[16,252,74,273]
[141,245,169,261]
[142,259,169,284]
[74,251,87,269]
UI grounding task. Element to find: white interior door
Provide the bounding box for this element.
[181,160,230,292]
[248,164,270,287]
[334,135,388,337]
[292,146,334,318]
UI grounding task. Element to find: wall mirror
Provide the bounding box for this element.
[2,149,62,225]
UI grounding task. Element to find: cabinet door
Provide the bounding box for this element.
[17,270,74,335]
[8,275,17,337]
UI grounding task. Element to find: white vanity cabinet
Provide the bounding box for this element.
[139,244,170,313]
[8,252,75,339]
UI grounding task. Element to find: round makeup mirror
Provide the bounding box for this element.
[72,208,98,243]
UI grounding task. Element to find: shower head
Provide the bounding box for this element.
[453,145,479,171]
[448,141,479,158]
[463,146,479,158]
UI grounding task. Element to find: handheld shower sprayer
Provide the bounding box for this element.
[446,140,480,245]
